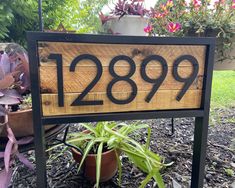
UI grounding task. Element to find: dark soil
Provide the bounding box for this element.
[4,107,235,188]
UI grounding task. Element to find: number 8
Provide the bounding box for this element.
[107,55,137,104]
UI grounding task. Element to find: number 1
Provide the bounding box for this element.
[48,54,64,107]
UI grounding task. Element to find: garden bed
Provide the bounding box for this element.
[8,107,235,188]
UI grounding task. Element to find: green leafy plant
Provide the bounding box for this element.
[0,1,14,39]
[19,94,32,110]
[0,0,110,45]
[0,0,38,46]
[224,168,234,177]
[43,0,110,34]
[60,122,171,188]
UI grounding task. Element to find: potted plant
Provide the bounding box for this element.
[0,43,55,138]
[147,0,235,70]
[100,0,149,36]
[0,43,67,187]
[0,92,31,137]
[0,89,36,186]
[54,121,172,188]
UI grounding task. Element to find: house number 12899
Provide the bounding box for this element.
[48,53,199,107]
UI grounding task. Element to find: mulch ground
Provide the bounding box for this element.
[7,107,235,188]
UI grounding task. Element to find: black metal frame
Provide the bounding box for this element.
[27,32,215,188]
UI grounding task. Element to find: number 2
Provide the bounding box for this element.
[70,54,103,106]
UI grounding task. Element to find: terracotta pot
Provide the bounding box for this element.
[0,109,54,137]
[71,147,118,182]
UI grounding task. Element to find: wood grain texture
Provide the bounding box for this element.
[38,42,206,116]
[41,90,202,116]
[38,42,206,67]
[40,66,204,93]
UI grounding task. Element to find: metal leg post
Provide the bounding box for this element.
[191,117,209,188]
[170,118,175,136]
[34,125,47,188]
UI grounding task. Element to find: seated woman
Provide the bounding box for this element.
[0,43,30,93]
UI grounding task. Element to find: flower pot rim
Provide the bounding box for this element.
[71,147,116,157]
[8,108,32,115]
[111,15,148,19]
[71,129,120,157]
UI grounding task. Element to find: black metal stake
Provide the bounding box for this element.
[34,126,47,188]
[27,36,47,187]
[38,0,44,31]
[191,39,215,188]
[62,126,83,155]
[169,118,175,136]
[191,117,209,188]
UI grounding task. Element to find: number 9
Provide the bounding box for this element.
[173,55,199,101]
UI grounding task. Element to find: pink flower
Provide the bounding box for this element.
[144,25,153,33]
[232,0,235,8]
[167,22,181,33]
[155,12,164,18]
[193,0,201,8]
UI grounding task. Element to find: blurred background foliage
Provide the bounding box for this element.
[0,0,109,45]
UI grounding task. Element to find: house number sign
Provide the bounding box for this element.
[37,36,207,117]
[48,53,199,106]
[27,32,215,188]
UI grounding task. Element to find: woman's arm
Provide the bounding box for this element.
[0,73,15,89]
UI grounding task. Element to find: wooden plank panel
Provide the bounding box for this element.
[39,42,206,116]
[40,66,204,93]
[38,42,206,67]
[41,90,202,116]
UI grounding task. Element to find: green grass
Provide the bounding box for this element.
[211,71,235,108]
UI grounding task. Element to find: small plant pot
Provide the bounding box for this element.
[0,109,55,137]
[71,147,119,182]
